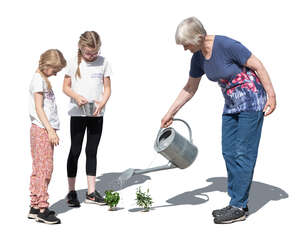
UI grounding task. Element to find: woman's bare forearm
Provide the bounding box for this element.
[167,76,201,116]
[246,54,276,97]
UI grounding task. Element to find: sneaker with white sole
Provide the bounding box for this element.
[85,190,106,205]
[28,207,40,219]
[36,208,60,224]
[214,207,246,224]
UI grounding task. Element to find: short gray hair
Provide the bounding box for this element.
[175,17,207,45]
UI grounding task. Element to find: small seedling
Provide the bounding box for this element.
[135,187,153,212]
[104,190,120,211]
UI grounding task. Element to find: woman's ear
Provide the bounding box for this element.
[198,34,205,44]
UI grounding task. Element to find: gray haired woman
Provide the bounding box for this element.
[161,17,276,224]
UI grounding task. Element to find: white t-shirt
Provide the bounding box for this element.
[65,55,112,116]
[29,73,60,129]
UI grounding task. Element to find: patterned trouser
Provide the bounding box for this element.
[29,124,54,209]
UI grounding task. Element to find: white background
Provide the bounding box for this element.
[1,0,299,240]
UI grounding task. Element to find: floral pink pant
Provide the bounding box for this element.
[29,124,54,209]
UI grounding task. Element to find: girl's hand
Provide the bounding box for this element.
[93,101,103,116]
[75,95,88,106]
[263,95,276,116]
[161,113,174,128]
[48,129,59,146]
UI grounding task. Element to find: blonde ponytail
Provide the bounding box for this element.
[76,49,82,79]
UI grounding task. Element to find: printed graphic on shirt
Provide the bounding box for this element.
[90,72,103,79]
[218,69,267,114]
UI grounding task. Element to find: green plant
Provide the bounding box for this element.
[135,187,153,211]
[104,190,120,210]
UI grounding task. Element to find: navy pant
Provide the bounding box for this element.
[222,111,264,208]
[67,117,103,177]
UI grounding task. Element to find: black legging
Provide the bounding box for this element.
[67,117,103,177]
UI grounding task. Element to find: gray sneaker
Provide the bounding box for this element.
[85,190,106,205]
[214,207,246,224]
[212,205,248,217]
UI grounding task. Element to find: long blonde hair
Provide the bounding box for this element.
[38,49,66,90]
[76,31,101,79]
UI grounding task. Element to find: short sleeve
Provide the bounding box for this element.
[103,60,112,77]
[65,59,74,77]
[189,53,204,78]
[228,40,252,66]
[31,74,46,93]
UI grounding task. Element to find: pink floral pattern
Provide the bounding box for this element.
[218,68,267,114]
[29,124,54,208]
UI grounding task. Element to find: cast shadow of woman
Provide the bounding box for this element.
[129,177,288,214]
[50,172,150,214]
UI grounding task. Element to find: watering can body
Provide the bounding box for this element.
[154,118,198,169]
[119,118,198,182]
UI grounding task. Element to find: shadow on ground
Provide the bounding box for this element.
[129,177,288,215]
[50,172,150,214]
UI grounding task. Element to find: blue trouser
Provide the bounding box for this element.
[222,111,264,208]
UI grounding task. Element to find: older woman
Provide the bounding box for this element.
[161,17,276,224]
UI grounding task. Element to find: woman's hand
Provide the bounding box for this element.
[93,100,104,116]
[263,95,276,116]
[48,129,59,146]
[161,112,174,128]
[75,95,88,106]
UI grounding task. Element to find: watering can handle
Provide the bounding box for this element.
[156,118,194,144]
[173,118,194,143]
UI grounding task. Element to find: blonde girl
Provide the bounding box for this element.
[63,31,112,207]
[28,49,66,224]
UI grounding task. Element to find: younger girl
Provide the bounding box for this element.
[63,31,112,207]
[28,49,66,224]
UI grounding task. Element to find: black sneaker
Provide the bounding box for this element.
[212,205,248,217]
[85,190,106,205]
[214,207,246,224]
[28,207,56,220]
[28,207,40,219]
[36,208,61,224]
[66,190,81,207]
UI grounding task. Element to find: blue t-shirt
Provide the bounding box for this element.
[189,35,266,114]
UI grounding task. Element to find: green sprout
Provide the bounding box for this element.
[135,187,153,212]
[104,190,120,210]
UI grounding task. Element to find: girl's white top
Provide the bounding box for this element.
[65,55,112,116]
[29,72,60,129]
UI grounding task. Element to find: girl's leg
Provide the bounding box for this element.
[67,117,87,191]
[29,124,54,210]
[229,111,264,208]
[85,117,103,194]
[222,114,239,201]
[87,176,96,194]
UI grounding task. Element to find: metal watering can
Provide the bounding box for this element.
[81,101,96,116]
[119,119,198,181]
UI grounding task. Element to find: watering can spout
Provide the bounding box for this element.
[118,162,177,182]
[133,162,176,175]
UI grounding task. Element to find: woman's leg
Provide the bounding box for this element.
[222,114,239,201]
[29,124,54,210]
[85,117,103,194]
[229,111,264,208]
[67,117,87,191]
